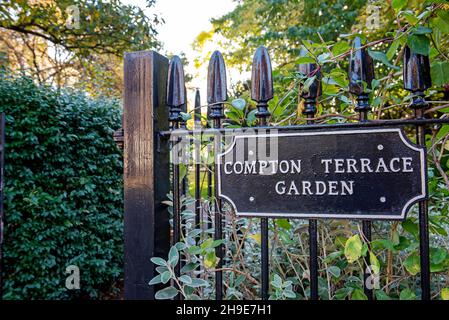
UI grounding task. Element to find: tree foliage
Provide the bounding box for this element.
[0,0,163,97]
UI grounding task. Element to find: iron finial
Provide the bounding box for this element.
[403,46,431,111]
[298,47,321,117]
[349,36,375,113]
[167,56,186,122]
[207,51,227,119]
[251,46,274,120]
[403,46,431,94]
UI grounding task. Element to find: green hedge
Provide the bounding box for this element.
[0,75,123,299]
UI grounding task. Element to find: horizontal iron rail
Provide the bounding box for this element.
[160,117,449,136]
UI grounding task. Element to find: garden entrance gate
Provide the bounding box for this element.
[119,41,449,300]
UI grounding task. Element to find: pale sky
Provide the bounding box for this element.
[122,0,245,111]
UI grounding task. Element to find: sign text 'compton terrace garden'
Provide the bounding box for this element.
[217,128,426,220]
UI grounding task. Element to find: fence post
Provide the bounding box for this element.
[123,51,170,300]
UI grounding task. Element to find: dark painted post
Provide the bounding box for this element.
[124,51,170,299]
[194,89,202,243]
[403,46,431,300]
[167,56,186,294]
[349,36,375,300]
[207,50,227,300]
[251,46,274,300]
[0,113,5,299]
[298,50,321,300]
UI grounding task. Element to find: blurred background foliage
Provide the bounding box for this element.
[0,0,162,97]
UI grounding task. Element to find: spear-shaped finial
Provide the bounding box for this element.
[251,46,274,122]
[349,36,374,113]
[167,56,186,122]
[403,46,431,96]
[298,47,321,118]
[207,51,227,119]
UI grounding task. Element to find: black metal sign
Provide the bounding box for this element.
[217,128,426,220]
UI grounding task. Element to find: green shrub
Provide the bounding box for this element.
[0,75,123,299]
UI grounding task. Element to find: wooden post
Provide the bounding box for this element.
[124,51,170,300]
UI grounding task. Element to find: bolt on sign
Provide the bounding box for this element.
[217,128,426,220]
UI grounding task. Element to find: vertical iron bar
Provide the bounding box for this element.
[207,93,213,231]
[349,37,375,300]
[251,46,274,300]
[298,52,321,300]
[213,118,223,300]
[207,51,227,300]
[416,108,430,300]
[403,46,431,300]
[194,89,202,244]
[167,56,186,300]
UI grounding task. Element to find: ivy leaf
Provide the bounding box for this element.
[344,234,363,263]
[276,219,291,230]
[155,286,178,299]
[351,289,368,300]
[401,11,419,25]
[246,109,257,125]
[334,287,353,300]
[328,266,341,278]
[271,274,283,289]
[441,288,449,300]
[392,0,407,12]
[189,278,210,288]
[430,61,449,86]
[404,253,420,275]
[250,233,261,245]
[332,42,350,57]
[283,290,296,299]
[369,252,380,274]
[168,246,179,267]
[400,288,416,300]
[431,10,449,34]
[151,257,167,266]
[412,26,432,35]
[231,98,246,110]
[204,251,218,269]
[181,262,199,273]
[407,34,430,56]
[148,274,162,285]
[402,219,419,237]
[296,56,315,64]
[161,270,171,284]
[375,290,392,300]
[179,275,192,285]
[368,50,400,70]
[386,37,402,60]
[430,247,447,265]
[180,112,191,122]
